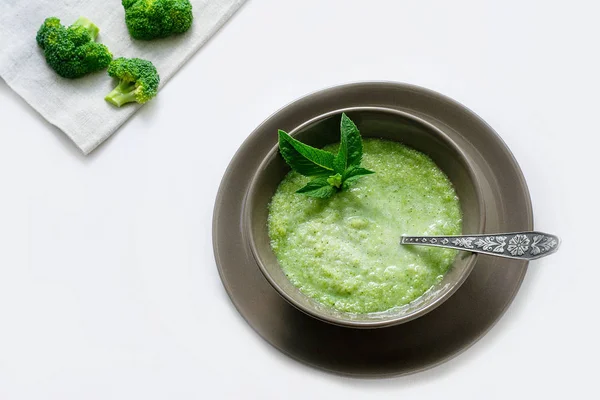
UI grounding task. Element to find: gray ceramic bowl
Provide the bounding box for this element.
[244,107,486,328]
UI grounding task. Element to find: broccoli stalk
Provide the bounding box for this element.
[105,58,160,107]
[72,17,100,41]
[105,81,142,107]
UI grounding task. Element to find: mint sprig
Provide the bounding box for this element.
[278,113,375,198]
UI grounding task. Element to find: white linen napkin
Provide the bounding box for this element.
[0,0,246,154]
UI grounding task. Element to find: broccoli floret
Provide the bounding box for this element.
[36,17,62,48]
[36,17,113,79]
[105,58,160,107]
[122,0,193,40]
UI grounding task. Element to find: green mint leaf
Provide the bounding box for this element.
[333,134,347,175]
[340,113,363,168]
[278,130,335,176]
[342,167,375,189]
[343,166,375,180]
[333,148,346,175]
[327,173,343,188]
[296,177,337,198]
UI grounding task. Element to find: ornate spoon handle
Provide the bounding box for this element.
[400,231,560,260]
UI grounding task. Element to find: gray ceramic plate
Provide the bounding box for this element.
[212,82,533,377]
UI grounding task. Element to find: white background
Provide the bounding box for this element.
[0,0,597,398]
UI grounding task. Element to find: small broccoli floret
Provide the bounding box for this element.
[36,17,113,79]
[36,17,62,48]
[105,58,160,107]
[122,0,193,40]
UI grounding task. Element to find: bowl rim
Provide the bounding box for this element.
[244,106,487,328]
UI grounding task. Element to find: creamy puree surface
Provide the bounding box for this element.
[268,139,462,314]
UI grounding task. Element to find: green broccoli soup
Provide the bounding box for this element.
[267,139,462,314]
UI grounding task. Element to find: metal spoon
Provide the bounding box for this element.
[401,231,560,260]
